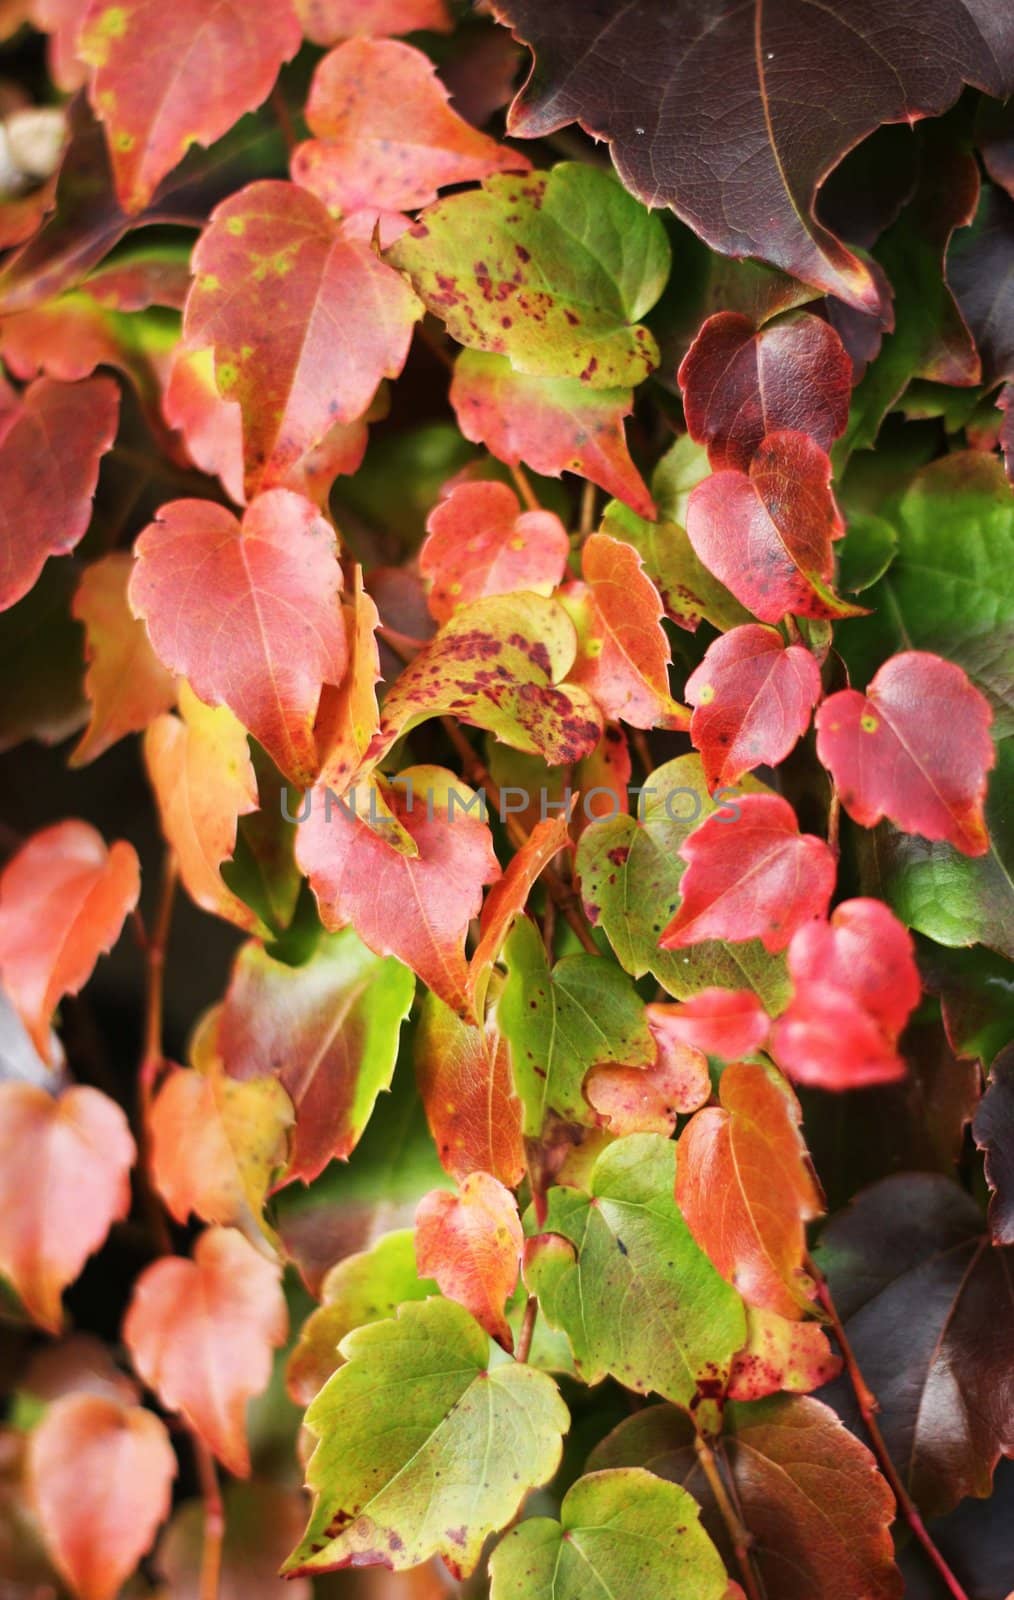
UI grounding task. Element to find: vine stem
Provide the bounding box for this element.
[693,1433,764,1600]
[806,1255,970,1600]
[135,850,224,1600]
[826,784,841,859]
[630,728,655,777]
[578,479,597,536]
[269,84,297,155]
[509,462,540,511]
[438,716,600,956]
[515,1296,538,1364]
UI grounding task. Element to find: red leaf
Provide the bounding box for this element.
[420,480,569,624]
[567,531,688,731]
[315,566,383,792]
[28,1393,176,1600]
[660,794,836,955]
[685,431,863,623]
[0,1084,135,1331]
[676,1061,821,1317]
[450,349,654,516]
[679,311,852,471]
[649,990,770,1062]
[728,1308,840,1401]
[183,180,420,498]
[295,0,451,46]
[772,899,920,1090]
[468,814,569,1017]
[297,767,500,1015]
[162,347,245,505]
[78,0,302,212]
[416,993,525,1188]
[685,624,823,790]
[815,650,995,856]
[0,820,140,1061]
[0,375,118,612]
[293,38,528,218]
[130,491,347,787]
[123,1227,287,1477]
[585,1010,709,1136]
[70,552,176,766]
[415,1173,523,1350]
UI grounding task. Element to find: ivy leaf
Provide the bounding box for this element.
[293,38,528,217]
[772,898,920,1090]
[283,1296,569,1579]
[374,593,602,766]
[131,490,347,788]
[676,1061,821,1318]
[816,651,996,856]
[524,1134,746,1403]
[415,1173,523,1350]
[575,753,791,1010]
[599,498,751,634]
[450,350,654,517]
[584,1010,709,1136]
[286,1229,437,1406]
[489,1468,729,1600]
[124,1226,288,1477]
[491,0,1014,313]
[415,990,525,1188]
[148,1060,292,1233]
[69,552,175,767]
[0,375,119,612]
[389,163,670,387]
[815,1173,1014,1517]
[468,814,570,1018]
[680,311,852,470]
[499,916,654,1136]
[144,685,263,935]
[294,0,452,46]
[661,794,836,955]
[686,431,862,623]
[837,452,1014,737]
[685,625,823,790]
[183,180,420,498]
[0,820,140,1061]
[728,1307,840,1402]
[948,180,1014,386]
[297,767,499,1016]
[647,990,770,1062]
[315,566,384,792]
[590,1395,903,1600]
[973,1045,1014,1246]
[27,1393,176,1600]
[78,0,301,211]
[217,929,415,1185]
[565,532,687,731]
[0,1083,135,1332]
[420,480,569,624]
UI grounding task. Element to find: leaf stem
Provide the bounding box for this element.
[515,1295,538,1364]
[509,462,540,512]
[693,1432,764,1600]
[578,479,598,536]
[631,728,655,777]
[826,783,841,859]
[806,1254,970,1600]
[193,1433,225,1600]
[269,84,298,156]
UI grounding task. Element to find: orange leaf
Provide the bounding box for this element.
[144,684,262,934]
[182,179,420,498]
[130,491,347,787]
[0,374,118,612]
[295,0,451,45]
[728,1307,840,1401]
[28,1393,175,1600]
[0,820,139,1061]
[78,0,302,212]
[314,566,383,792]
[416,990,525,1188]
[468,813,569,1017]
[297,766,500,1015]
[585,1009,710,1136]
[70,552,176,766]
[420,480,569,625]
[293,38,528,217]
[415,1173,523,1350]
[123,1227,287,1476]
[676,1061,822,1318]
[0,1084,135,1331]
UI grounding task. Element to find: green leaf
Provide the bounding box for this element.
[499,917,654,1136]
[489,1468,728,1600]
[651,433,712,525]
[525,1134,746,1404]
[600,499,751,633]
[836,512,899,594]
[861,738,1014,961]
[837,452,1014,736]
[575,753,790,1009]
[284,1297,569,1579]
[389,162,670,387]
